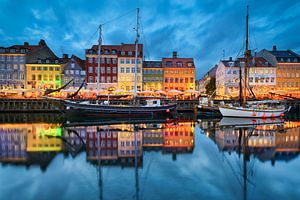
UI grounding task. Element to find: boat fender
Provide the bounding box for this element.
[166,109,170,113]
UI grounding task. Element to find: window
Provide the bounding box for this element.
[43,75,48,81]
[126,59,130,64]
[49,67,53,71]
[88,66,93,73]
[107,76,111,83]
[126,67,130,73]
[101,58,105,64]
[112,58,117,64]
[88,57,93,63]
[120,59,124,64]
[170,78,174,83]
[137,59,141,64]
[190,78,194,83]
[165,78,168,83]
[101,67,105,73]
[55,75,59,81]
[132,67,135,73]
[71,63,75,68]
[38,75,42,80]
[32,67,36,71]
[113,67,117,73]
[32,75,36,80]
[121,51,125,56]
[128,51,132,56]
[107,67,111,73]
[101,77,105,83]
[185,78,188,83]
[43,67,47,71]
[176,62,183,67]
[120,67,124,73]
[137,68,141,73]
[106,58,111,64]
[55,67,60,71]
[37,67,42,71]
[89,76,93,82]
[113,76,117,82]
[132,59,135,64]
[65,70,69,75]
[49,75,53,81]
[166,61,172,67]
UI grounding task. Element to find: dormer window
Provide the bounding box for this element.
[104,49,109,54]
[10,49,16,53]
[55,60,58,64]
[20,49,25,53]
[176,62,183,67]
[111,49,117,54]
[121,51,125,56]
[46,59,50,63]
[128,51,132,56]
[38,59,42,64]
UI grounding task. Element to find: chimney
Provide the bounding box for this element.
[24,42,29,46]
[62,54,69,59]
[229,57,232,61]
[39,39,46,46]
[172,51,177,58]
[273,45,277,51]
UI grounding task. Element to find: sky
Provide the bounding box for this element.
[0,0,300,79]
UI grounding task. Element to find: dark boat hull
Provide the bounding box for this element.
[63,100,177,117]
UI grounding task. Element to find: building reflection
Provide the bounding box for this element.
[0,120,196,168]
[203,119,300,163]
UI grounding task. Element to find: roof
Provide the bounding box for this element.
[87,43,143,57]
[162,57,195,68]
[63,55,85,71]
[221,57,275,68]
[26,43,58,64]
[143,61,162,68]
[267,49,300,63]
[0,40,45,54]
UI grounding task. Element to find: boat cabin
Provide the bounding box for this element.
[145,99,161,107]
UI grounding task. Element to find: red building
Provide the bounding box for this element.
[85,45,119,90]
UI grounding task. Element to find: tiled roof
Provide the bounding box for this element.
[143,61,162,68]
[222,57,275,68]
[267,49,300,63]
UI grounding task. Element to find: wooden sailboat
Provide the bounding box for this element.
[219,6,290,118]
[63,8,176,117]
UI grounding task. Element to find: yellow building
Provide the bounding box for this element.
[163,52,195,92]
[258,46,300,98]
[25,40,63,90]
[142,61,164,91]
[117,44,143,91]
[26,62,62,90]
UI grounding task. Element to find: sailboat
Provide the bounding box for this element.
[219,6,290,118]
[63,8,176,117]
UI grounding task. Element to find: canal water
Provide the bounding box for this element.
[0,113,299,200]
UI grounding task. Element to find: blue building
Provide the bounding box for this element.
[62,55,86,89]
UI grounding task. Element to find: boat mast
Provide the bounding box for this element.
[97,25,102,95]
[243,6,250,107]
[134,8,140,99]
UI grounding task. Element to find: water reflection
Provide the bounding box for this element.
[0,115,300,199]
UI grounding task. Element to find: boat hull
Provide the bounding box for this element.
[63,100,177,117]
[219,106,287,118]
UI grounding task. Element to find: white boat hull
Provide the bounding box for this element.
[219,106,287,118]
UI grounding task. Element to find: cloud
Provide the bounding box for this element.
[63,33,74,41]
[31,9,41,20]
[31,8,57,21]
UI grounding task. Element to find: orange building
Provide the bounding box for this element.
[163,52,195,92]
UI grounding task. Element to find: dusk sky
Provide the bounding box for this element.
[1,0,300,78]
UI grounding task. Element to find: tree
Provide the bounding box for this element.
[205,77,216,96]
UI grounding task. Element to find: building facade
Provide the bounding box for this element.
[86,45,119,91]
[26,40,63,90]
[216,56,276,98]
[0,42,37,94]
[163,52,195,92]
[258,46,300,98]
[62,55,86,89]
[142,61,163,91]
[117,44,143,91]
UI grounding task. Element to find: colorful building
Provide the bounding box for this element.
[85,45,119,91]
[197,65,217,94]
[117,44,143,91]
[142,61,164,91]
[62,54,86,89]
[258,46,300,98]
[26,40,63,90]
[163,52,195,92]
[0,42,37,94]
[216,56,276,98]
